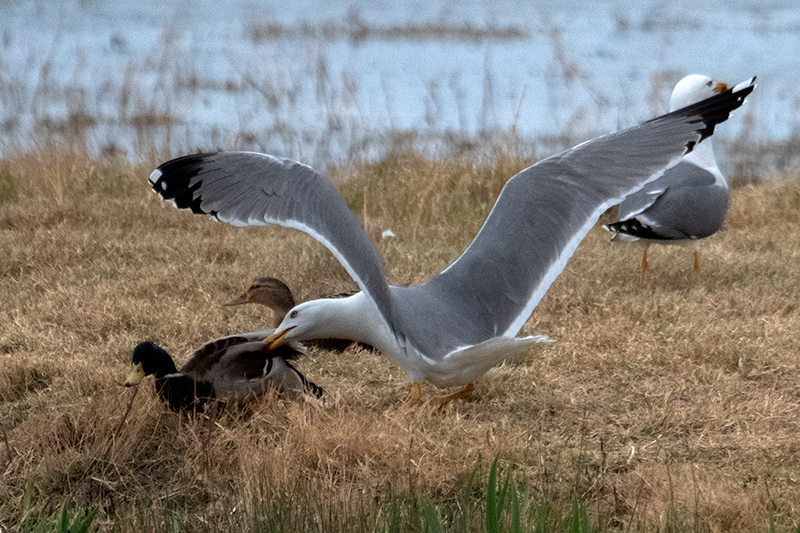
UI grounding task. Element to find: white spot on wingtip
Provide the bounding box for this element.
[732,76,756,93]
[149,169,162,185]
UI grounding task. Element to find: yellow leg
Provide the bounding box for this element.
[693,249,702,282]
[405,381,422,407]
[435,383,475,409]
[640,245,649,284]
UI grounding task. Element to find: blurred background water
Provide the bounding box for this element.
[1,0,796,174]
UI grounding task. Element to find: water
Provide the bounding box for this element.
[0,0,796,168]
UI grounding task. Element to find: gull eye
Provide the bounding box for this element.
[706,80,713,87]
[290,310,298,319]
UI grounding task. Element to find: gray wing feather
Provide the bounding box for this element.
[150,152,400,339]
[394,81,754,357]
[617,185,667,221]
[617,162,729,239]
[618,160,718,220]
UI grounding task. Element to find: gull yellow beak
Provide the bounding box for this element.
[264,326,296,351]
[713,81,728,94]
[125,362,145,386]
[224,293,249,306]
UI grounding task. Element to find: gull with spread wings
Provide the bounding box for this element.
[149,77,755,406]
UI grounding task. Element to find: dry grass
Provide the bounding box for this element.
[0,146,799,531]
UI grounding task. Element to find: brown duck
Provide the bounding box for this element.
[225,277,372,352]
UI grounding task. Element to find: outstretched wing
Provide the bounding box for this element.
[392,77,755,357]
[149,152,400,340]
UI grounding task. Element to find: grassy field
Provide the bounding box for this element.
[0,145,799,532]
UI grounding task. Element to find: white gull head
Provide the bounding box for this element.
[669,74,728,112]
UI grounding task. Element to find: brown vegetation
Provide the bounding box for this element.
[0,146,798,531]
[248,9,529,44]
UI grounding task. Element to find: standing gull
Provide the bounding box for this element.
[603,75,748,280]
[149,78,754,405]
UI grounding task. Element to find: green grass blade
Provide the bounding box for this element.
[72,509,97,533]
[486,455,500,533]
[497,471,510,518]
[460,460,481,533]
[22,479,33,518]
[509,477,521,533]
[567,497,590,533]
[57,504,70,533]
[422,499,445,533]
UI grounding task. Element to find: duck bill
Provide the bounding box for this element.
[125,363,145,386]
[223,293,249,306]
[264,326,296,351]
[713,81,728,93]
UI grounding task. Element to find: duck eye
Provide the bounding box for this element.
[290,310,298,319]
